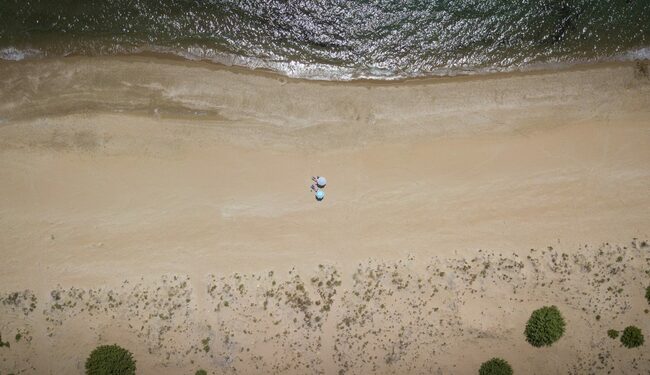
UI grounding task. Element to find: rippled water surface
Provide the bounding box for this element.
[1,0,649,79]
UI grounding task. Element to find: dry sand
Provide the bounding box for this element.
[0,57,649,374]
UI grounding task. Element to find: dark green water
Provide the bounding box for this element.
[1,0,649,80]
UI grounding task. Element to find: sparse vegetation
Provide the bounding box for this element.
[620,326,644,348]
[195,370,207,375]
[645,285,650,305]
[1,290,37,316]
[0,241,647,373]
[0,333,10,348]
[524,305,565,347]
[85,344,136,375]
[479,357,513,375]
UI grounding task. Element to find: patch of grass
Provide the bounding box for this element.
[524,305,565,347]
[85,344,135,375]
[479,357,513,375]
[1,290,38,316]
[195,370,207,375]
[620,326,644,348]
[201,337,210,353]
[14,333,21,342]
[607,329,619,339]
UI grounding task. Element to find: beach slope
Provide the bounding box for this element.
[0,58,649,374]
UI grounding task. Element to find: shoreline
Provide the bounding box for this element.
[2,46,649,83]
[124,51,650,84]
[2,50,649,84]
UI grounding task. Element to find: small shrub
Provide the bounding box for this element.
[202,337,210,353]
[85,344,136,375]
[479,358,513,375]
[607,329,619,339]
[645,286,650,305]
[195,370,207,375]
[0,334,10,348]
[524,305,565,347]
[620,326,644,348]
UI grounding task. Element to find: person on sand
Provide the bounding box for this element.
[310,184,325,201]
[312,176,327,188]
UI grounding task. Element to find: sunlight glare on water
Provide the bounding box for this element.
[0,0,648,79]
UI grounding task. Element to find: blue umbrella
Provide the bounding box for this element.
[315,190,325,200]
[316,176,327,187]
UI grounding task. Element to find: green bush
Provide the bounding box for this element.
[195,370,207,375]
[607,329,619,339]
[479,358,513,375]
[85,344,136,375]
[645,286,650,304]
[0,333,10,348]
[524,305,565,347]
[620,326,644,348]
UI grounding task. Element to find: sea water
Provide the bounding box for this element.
[0,0,648,80]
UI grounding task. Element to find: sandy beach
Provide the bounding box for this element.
[1,57,649,374]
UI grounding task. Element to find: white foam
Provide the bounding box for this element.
[0,47,43,61]
[624,47,650,61]
[158,45,650,81]
[2,43,647,81]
